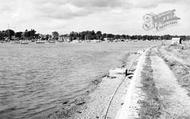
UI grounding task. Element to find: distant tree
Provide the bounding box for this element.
[121,34,126,39]
[46,34,52,40]
[102,33,107,39]
[107,34,114,38]
[82,30,93,40]
[90,30,96,40]
[0,31,6,40]
[5,29,15,40]
[35,33,40,39]
[15,32,23,39]
[29,29,36,39]
[163,34,172,40]
[114,34,120,39]
[0,31,4,40]
[52,31,59,40]
[23,30,30,40]
[70,31,79,40]
[78,32,85,40]
[96,31,102,40]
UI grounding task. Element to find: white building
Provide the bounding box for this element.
[58,36,70,42]
[171,38,181,44]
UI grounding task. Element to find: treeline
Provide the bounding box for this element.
[0,29,60,41]
[68,30,188,41]
[0,29,189,41]
[0,29,40,41]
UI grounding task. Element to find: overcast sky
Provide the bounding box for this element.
[0,0,189,35]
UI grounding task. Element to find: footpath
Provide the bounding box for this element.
[116,46,190,119]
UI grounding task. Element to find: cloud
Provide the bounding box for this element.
[0,0,18,14]
[0,0,189,35]
[69,0,125,8]
[129,0,190,9]
[32,0,129,20]
[36,3,93,19]
[31,0,189,20]
[0,0,188,21]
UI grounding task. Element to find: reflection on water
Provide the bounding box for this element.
[0,42,155,119]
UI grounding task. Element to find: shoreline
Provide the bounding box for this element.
[69,52,139,119]
[0,41,158,119]
[37,51,140,119]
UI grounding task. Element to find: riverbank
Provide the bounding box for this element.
[0,41,161,119]
[63,43,190,119]
[36,51,140,119]
[29,42,156,119]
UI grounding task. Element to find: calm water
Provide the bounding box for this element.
[0,42,158,119]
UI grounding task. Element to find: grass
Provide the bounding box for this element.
[138,50,162,119]
[157,47,190,97]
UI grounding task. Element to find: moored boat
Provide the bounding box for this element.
[21,40,30,44]
[48,40,56,43]
[36,40,46,44]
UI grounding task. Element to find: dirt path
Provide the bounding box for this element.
[157,46,190,96]
[158,46,188,66]
[151,54,190,118]
[116,47,190,119]
[115,49,149,119]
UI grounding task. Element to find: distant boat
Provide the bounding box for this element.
[48,40,56,43]
[21,40,30,44]
[36,40,46,44]
[57,40,64,42]
[14,41,21,44]
[71,40,80,43]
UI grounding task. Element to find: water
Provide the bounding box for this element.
[0,42,158,119]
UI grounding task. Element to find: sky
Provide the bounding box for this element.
[0,0,189,35]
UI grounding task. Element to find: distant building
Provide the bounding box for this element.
[91,39,101,43]
[58,35,70,42]
[171,37,181,44]
[103,38,114,42]
[71,40,80,43]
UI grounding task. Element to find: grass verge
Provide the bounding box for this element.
[138,50,162,119]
